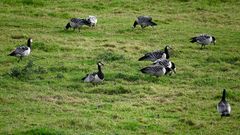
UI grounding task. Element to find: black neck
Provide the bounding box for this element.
[165,67,171,74]
[98,64,102,73]
[65,23,71,29]
[171,62,175,70]
[27,39,32,48]
[165,47,169,59]
[222,89,226,101]
[97,64,104,79]
[133,21,138,28]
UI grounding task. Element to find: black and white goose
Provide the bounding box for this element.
[65,18,90,31]
[153,58,176,74]
[86,15,97,27]
[140,64,171,77]
[132,16,157,29]
[82,62,104,83]
[8,38,32,62]
[217,89,231,117]
[138,46,172,61]
[190,34,216,49]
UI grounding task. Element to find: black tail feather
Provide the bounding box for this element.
[138,55,149,61]
[8,51,16,56]
[150,21,157,26]
[140,68,146,73]
[190,37,197,43]
[81,76,86,80]
[81,74,89,80]
[221,113,230,117]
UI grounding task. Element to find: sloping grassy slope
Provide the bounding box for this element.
[0,0,240,134]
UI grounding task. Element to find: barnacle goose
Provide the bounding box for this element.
[82,62,104,83]
[86,15,97,27]
[138,46,172,61]
[132,16,157,29]
[140,64,171,77]
[217,89,231,117]
[65,18,90,31]
[153,58,176,74]
[190,34,216,49]
[8,38,32,62]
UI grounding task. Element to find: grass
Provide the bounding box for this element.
[0,0,240,134]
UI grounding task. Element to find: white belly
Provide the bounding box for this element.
[22,48,31,56]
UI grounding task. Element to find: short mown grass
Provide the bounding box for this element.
[0,0,240,134]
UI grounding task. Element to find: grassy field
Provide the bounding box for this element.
[0,0,240,134]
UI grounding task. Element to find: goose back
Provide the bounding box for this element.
[217,89,231,117]
[140,65,171,77]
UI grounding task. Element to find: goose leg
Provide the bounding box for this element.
[18,56,22,63]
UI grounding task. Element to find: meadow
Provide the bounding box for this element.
[0,0,240,134]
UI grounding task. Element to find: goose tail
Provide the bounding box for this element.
[81,76,87,81]
[149,21,157,26]
[81,74,89,81]
[8,51,16,56]
[140,67,149,74]
[138,55,150,61]
[221,113,230,117]
[190,37,197,43]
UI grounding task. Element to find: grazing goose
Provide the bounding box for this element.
[65,18,90,31]
[86,15,97,27]
[217,89,231,117]
[132,16,157,29]
[138,46,172,61]
[9,38,32,62]
[153,58,176,74]
[190,34,216,49]
[140,65,171,77]
[82,62,104,83]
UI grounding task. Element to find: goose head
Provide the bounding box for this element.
[97,61,104,67]
[165,45,172,50]
[164,45,172,59]
[212,36,216,45]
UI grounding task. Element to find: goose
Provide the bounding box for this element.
[86,15,97,27]
[138,46,172,61]
[132,16,157,29]
[65,18,90,31]
[217,89,231,117]
[140,64,171,77]
[82,62,104,83]
[153,58,176,74]
[8,38,32,62]
[190,34,216,49]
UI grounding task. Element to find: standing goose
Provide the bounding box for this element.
[9,38,32,62]
[82,62,104,83]
[132,16,157,29]
[138,46,172,61]
[65,18,90,31]
[153,58,176,74]
[190,34,216,49]
[140,65,171,77]
[86,15,97,27]
[217,89,231,117]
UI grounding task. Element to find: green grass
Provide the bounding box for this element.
[0,0,240,134]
